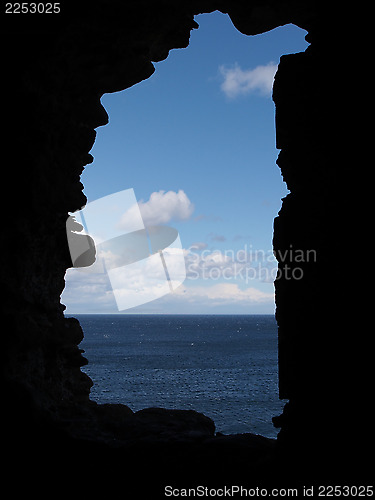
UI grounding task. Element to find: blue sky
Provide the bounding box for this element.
[62,12,308,315]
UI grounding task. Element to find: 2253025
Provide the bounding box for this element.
[5,3,61,14]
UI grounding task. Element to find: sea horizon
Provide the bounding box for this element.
[67,312,276,316]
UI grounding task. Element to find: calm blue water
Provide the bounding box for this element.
[73,314,285,438]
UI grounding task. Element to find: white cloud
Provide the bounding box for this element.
[219,62,278,99]
[174,283,274,305]
[61,268,117,312]
[62,237,278,314]
[189,241,208,251]
[130,189,195,227]
[63,240,187,313]
[185,247,277,283]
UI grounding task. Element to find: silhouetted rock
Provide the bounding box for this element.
[134,407,215,441]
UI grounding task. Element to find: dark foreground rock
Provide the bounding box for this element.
[66,403,216,444]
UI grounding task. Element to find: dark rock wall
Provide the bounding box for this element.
[271,16,372,479]
[1,0,370,485]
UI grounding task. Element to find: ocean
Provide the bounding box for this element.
[73,314,285,438]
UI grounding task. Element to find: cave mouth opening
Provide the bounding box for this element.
[62,11,308,438]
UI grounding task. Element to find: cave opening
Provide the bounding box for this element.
[5,0,371,486]
[61,11,308,438]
